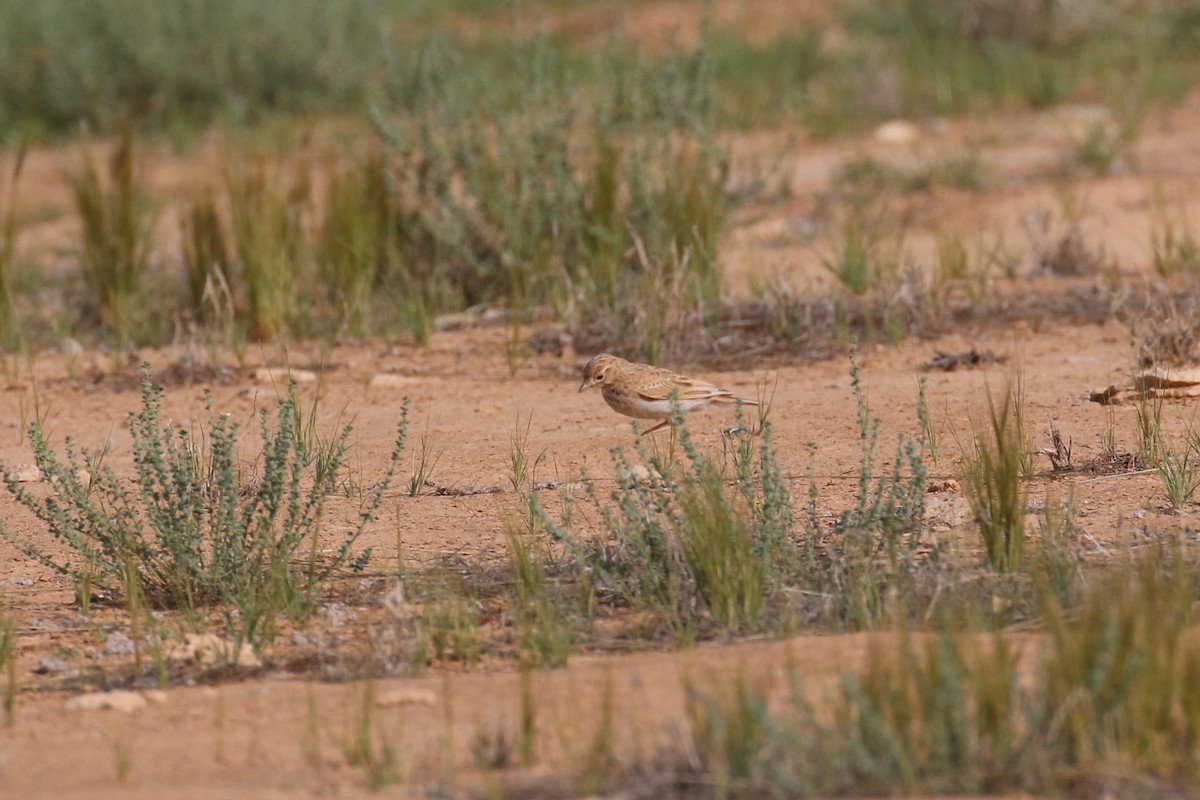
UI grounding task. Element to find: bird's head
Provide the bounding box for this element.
[579,353,621,392]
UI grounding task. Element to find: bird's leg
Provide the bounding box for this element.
[640,419,672,436]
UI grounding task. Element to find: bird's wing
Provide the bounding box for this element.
[637,375,730,403]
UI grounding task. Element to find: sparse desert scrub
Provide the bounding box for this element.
[671,543,1200,797]
[375,31,728,361]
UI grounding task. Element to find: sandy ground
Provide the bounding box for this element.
[3,35,1200,798]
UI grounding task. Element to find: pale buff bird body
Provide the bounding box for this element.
[579,353,757,434]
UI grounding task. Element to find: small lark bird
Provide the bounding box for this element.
[579,352,757,435]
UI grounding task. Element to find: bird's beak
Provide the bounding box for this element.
[578,379,592,392]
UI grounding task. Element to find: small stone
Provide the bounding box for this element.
[65,690,146,713]
[375,687,437,708]
[252,367,317,385]
[33,657,73,675]
[874,119,920,145]
[60,337,85,359]
[166,633,261,668]
[622,464,653,485]
[102,631,136,656]
[13,465,42,483]
[291,630,318,647]
[322,602,352,628]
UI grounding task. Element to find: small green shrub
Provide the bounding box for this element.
[561,406,795,640]
[0,367,408,651]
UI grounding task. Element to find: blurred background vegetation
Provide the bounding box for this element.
[3,0,1198,140]
[1,0,1199,355]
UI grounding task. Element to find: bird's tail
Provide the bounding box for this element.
[714,395,759,406]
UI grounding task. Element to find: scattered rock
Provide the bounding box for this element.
[528,328,571,357]
[65,690,146,713]
[322,603,354,628]
[369,373,417,390]
[423,478,504,496]
[874,119,919,145]
[32,657,76,676]
[252,367,317,385]
[925,495,972,528]
[376,687,437,708]
[60,337,85,359]
[434,310,477,331]
[382,581,406,618]
[290,630,317,647]
[12,465,42,483]
[166,633,261,668]
[102,631,136,656]
[622,464,653,485]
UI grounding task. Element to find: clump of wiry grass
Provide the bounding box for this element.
[1131,289,1200,369]
[318,150,393,338]
[685,673,775,796]
[179,188,234,329]
[419,595,482,665]
[0,366,408,654]
[963,376,1029,572]
[1150,211,1200,277]
[1035,544,1200,786]
[343,678,402,790]
[0,144,25,345]
[507,499,573,669]
[820,201,899,297]
[66,129,155,340]
[0,606,14,725]
[224,157,311,341]
[1157,438,1200,510]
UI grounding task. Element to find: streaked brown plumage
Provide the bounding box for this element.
[579,353,757,434]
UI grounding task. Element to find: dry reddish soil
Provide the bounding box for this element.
[4,56,1200,800]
